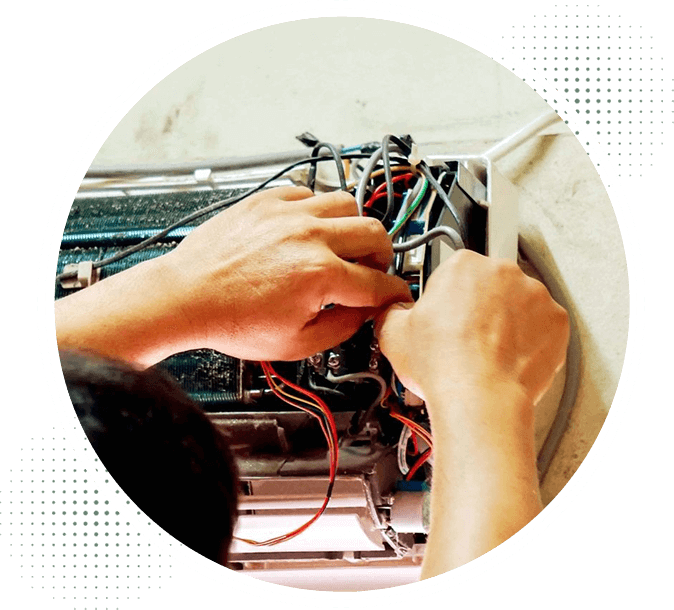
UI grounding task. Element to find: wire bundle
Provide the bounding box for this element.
[234,361,339,546]
[385,392,434,481]
[58,134,465,284]
[351,135,465,252]
[397,421,432,480]
[56,152,373,284]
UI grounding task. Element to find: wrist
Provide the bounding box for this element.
[423,372,533,433]
[424,375,539,495]
[420,372,541,578]
[55,253,199,367]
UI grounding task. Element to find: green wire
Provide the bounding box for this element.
[388,177,429,236]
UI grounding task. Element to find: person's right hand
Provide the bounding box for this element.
[163,186,412,361]
[375,249,569,406]
[56,186,412,367]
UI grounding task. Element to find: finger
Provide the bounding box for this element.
[298,306,375,356]
[325,259,413,309]
[266,186,315,201]
[322,216,393,272]
[301,190,359,218]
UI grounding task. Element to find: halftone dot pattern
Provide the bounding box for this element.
[492,10,673,180]
[21,5,656,608]
[0,415,228,603]
[2,426,173,601]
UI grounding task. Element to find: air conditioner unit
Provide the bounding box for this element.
[56,136,542,577]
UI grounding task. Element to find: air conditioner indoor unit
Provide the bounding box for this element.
[56,133,574,580]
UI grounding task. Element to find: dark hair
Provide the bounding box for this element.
[60,349,239,564]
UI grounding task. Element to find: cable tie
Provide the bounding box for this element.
[408,143,421,167]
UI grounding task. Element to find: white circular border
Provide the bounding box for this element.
[37,1,645,608]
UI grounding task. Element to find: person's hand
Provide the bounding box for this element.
[375,249,569,406]
[56,186,412,366]
[379,250,568,577]
[162,186,412,361]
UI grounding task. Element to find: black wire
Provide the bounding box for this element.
[418,162,463,232]
[307,142,348,191]
[56,152,370,283]
[379,151,465,249]
[381,135,395,222]
[381,135,415,223]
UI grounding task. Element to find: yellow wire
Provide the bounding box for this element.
[264,370,330,421]
[234,367,337,546]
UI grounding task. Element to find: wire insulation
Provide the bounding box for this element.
[234,362,339,546]
[389,178,429,236]
[57,153,372,283]
[307,142,347,191]
[392,225,465,252]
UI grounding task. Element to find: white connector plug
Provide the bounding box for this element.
[60,261,99,289]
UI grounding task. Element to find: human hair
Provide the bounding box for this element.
[60,349,239,564]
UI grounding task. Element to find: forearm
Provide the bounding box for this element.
[420,379,542,578]
[55,254,195,367]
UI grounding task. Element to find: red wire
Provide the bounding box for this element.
[364,172,416,208]
[410,431,419,455]
[406,448,432,481]
[263,362,338,441]
[234,362,339,546]
[385,398,434,480]
[261,365,336,461]
[390,410,433,448]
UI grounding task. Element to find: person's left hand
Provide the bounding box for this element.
[164,186,412,360]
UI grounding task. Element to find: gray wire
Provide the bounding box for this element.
[418,162,462,230]
[381,135,398,222]
[518,237,582,483]
[326,371,388,433]
[307,142,348,191]
[326,371,387,400]
[355,149,383,215]
[392,225,465,253]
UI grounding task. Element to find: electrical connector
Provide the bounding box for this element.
[60,261,99,290]
[295,132,320,148]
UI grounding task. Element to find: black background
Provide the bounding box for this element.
[19,5,652,608]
